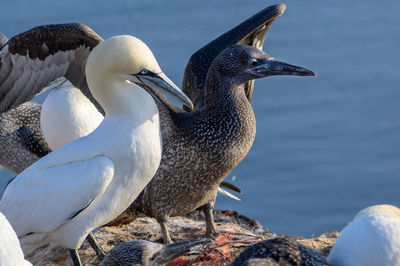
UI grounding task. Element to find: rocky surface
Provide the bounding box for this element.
[26,210,339,265]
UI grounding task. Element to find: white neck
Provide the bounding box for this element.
[87,74,157,119]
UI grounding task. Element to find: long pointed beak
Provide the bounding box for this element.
[151,238,210,264]
[247,59,316,78]
[135,72,194,109]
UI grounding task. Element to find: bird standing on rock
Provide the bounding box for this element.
[0,34,193,266]
[111,4,315,244]
[118,44,315,243]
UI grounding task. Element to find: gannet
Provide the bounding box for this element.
[0,102,50,173]
[101,238,209,266]
[0,212,32,266]
[110,4,315,244]
[117,44,314,244]
[230,237,329,266]
[328,204,400,266]
[0,35,192,266]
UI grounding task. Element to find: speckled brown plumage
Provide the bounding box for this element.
[101,238,209,266]
[112,46,271,242]
[230,238,330,266]
[0,102,50,173]
[109,4,315,244]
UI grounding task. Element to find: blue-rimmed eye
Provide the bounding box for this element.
[249,58,258,67]
[140,69,149,75]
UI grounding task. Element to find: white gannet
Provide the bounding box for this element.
[40,79,103,150]
[0,212,32,266]
[328,204,400,266]
[0,35,193,266]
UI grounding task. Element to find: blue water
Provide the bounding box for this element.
[1,0,400,237]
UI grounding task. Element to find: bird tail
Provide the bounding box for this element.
[20,233,49,255]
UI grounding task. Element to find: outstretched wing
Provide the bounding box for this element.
[0,23,103,113]
[182,4,286,111]
[0,154,114,236]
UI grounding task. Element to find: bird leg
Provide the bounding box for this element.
[86,232,106,259]
[158,218,172,244]
[202,203,218,239]
[69,249,82,266]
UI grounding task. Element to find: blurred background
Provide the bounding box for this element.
[1,0,399,237]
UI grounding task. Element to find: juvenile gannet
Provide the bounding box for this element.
[0,35,192,266]
[0,212,32,266]
[101,238,209,266]
[110,4,315,244]
[118,44,314,243]
[0,102,50,173]
[230,237,329,266]
[328,204,400,266]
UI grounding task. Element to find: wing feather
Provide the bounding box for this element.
[0,23,103,112]
[0,155,114,236]
[182,4,286,110]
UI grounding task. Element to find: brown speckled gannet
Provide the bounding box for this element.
[0,34,193,266]
[101,238,210,266]
[230,238,329,266]
[112,4,315,244]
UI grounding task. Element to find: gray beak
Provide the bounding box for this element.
[134,71,194,109]
[247,59,316,78]
[151,237,210,264]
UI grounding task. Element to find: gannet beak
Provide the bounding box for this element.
[132,72,193,109]
[247,59,316,78]
[151,238,210,264]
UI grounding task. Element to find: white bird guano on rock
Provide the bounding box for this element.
[328,204,400,266]
[0,35,192,266]
[0,212,32,266]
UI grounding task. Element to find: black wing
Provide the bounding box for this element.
[182,4,286,111]
[0,23,103,113]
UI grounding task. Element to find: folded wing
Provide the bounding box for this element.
[0,154,114,236]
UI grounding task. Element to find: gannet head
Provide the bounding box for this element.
[86,35,193,109]
[356,204,400,219]
[209,45,315,85]
[101,238,210,265]
[328,204,400,265]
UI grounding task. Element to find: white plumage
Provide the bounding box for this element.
[40,81,103,150]
[0,35,192,257]
[328,204,400,266]
[0,212,31,266]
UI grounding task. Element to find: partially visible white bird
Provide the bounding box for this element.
[40,79,103,151]
[0,212,32,266]
[328,204,400,266]
[0,34,192,266]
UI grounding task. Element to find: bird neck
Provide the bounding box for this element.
[87,74,158,119]
[203,73,248,113]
